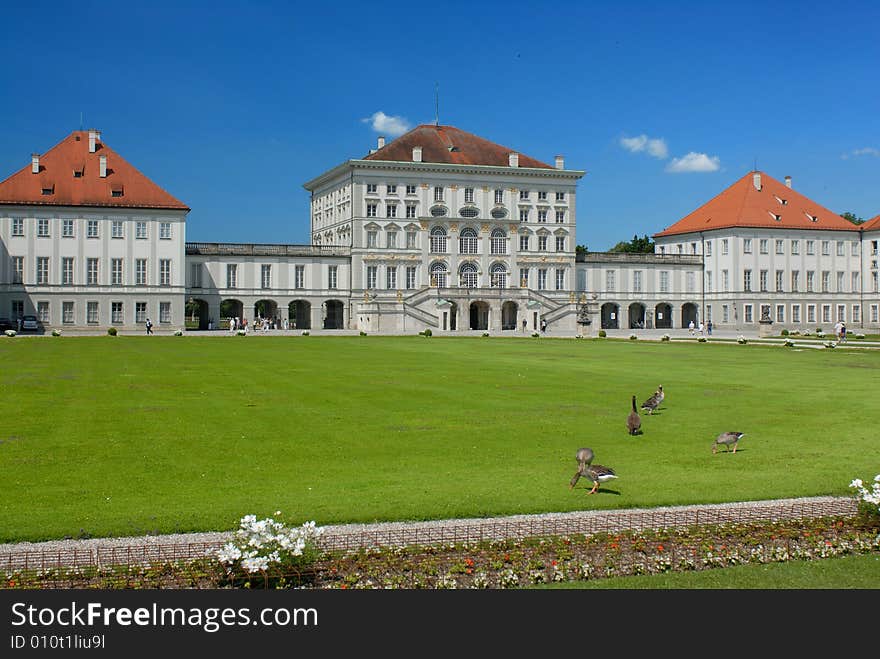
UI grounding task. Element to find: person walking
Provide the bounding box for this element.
[145,318,153,335]
[522,318,527,333]
[707,320,713,335]
[540,318,547,334]
[688,320,695,335]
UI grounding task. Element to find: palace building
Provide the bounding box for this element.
[1,126,878,333]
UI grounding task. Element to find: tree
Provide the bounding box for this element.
[609,234,655,253]
[841,211,864,225]
[575,244,588,256]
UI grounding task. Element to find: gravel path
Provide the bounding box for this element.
[0,495,856,571]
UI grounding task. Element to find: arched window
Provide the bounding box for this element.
[490,228,507,255]
[460,262,478,288]
[430,262,448,288]
[490,263,507,288]
[430,226,448,253]
[459,227,478,254]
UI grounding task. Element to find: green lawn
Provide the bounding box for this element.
[535,553,880,589]
[1,335,877,542]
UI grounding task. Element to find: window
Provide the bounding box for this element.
[295,265,304,289]
[822,305,831,323]
[853,305,861,324]
[633,270,642,293]
[459,263,477,288]
[159,223,171,240]
[460,228,478,254]
[328,265,338,290]
[159,260,171,286]
[555,210,565,223]
[62,257,74,285]
[87,301,98,324]
[555,192,565,201]
[136,302,147,324]
[722,305,730,323]
[87,220,99,238]
[706,305,712,322]
[792,305,800,324]
[160,302,171,324]
[111,302,123,324]
[366,265,377,289]
[406,205,417,219]
[12,218,23,236]
[806,240,815,255]
[705,270,712,292]
[430,263,447,288]
[386,231,397,248]
[406,231,417,249]
[366,183,377,194]
[852,242,859,256]
[538,235,547,251]
[434,186,443,202]
[722,239,728,255]
[776,304,785,323]
[537,191,547,201]
[366,204,377,218]
[519,234,529,251]
[520,209,529,222]
[367,230,377,248]
[743,269,752,292]
[745,304,753,323]
[519,189,529,200]
[36,257,49,284]
[63,301,74,324]
[537,268,547,290]
[136,221,147,239]
[775,239,784,254]
[405,185,416,195]
[387,184,397,195]
[190,263,201,288]
[261,264,272,289]
[405,266,416,290]
[111,258,123,285]
[873,305,879,324]
[791,270,799,292]
[555,269,565,291]
[605,270,616,292]
[555,236,565,252]
[722,269,729,292]
[743,239,752,254]
[837,241,845,257]
[821,271,830,292]
[430,227,447,253]
[821,241,830,256]
[852,272,860,292]
[63,219,74,237]
[806,271,814,292]
[494,189,504,204]
[12,256,23,283]
[659,271,669,293]
[87,258,99,285]
[677,244,683,255]
[519,268,529,288]
[791,240,799,255]
[807,304,816,323]
[837,271,845,292]
[490,229,506,255]
[464,188,474,203]
[38,218,49,237]
[691,242,697,255]
[38,301,49,323]
[537,210,547,223]
[686,271,695,293]
[706,241,712,257]
[111,221,123,238]
[775,270,784,292]
[759,269,768,292]
[386,204,397,218]
[836,304,845,322]
[227,264,237,288]
[759,239,768,254]
[386,266,397,289]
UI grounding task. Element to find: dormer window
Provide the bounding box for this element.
[111,184,124,198]
[41,185,54,195]
[73,169,84,178]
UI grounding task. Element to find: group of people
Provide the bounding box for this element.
[834,321,848,343]
[688,320,713,336]
[227,316,292,333]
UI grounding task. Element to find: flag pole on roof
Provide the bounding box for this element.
[434,82,440,126]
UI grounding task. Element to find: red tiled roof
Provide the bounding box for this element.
[654,172,856,238]
[363,124,553,169]
[0,131,189,210]
[862,214,880,231]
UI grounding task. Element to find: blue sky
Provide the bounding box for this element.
[1,0,877,250]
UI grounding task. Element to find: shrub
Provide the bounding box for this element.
[816,331,825,338]
[815,327,822,334]
[531,332,540,338]
[174,329,184,337]
[423,328,432,337]
[4,329,16,337]
[780,329,789,336]
[629,334,637,340]
[697,336,707,343]
[359,331,367,336]
[52,329,62,337]
[482,331,489,337]
[598,330,607,338]
[302,330,310,336]
[783,339,796,347]
[237,330,247,336]
[107,327,117,336]
[660,334,670,342]
[856,333,866,340]
[736,335,747,344]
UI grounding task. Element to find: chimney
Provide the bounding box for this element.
[88,129,101,153]
[555,155,565,170]
[31,154,40,174]
[377,136,386,149]
[785,175,792,189]
[753,172,762,191]
[509,152,519,167]
[99,154,107,178]
[412,146,423,162]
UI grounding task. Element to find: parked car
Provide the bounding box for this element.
[20,315,40,332]
[0,318,14,332]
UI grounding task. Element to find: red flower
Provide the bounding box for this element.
[8,581,14,587]
[551,560,558,566]
[656,545,664,553]
[340,584,348,589]
[465,558,474,567]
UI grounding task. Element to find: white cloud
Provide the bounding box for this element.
[665,152,721,173]
[362,111,411,137]
[842,147,880,159]
[620,134,668,159]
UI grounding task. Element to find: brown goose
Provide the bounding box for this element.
[569,448,617,494]
[641,389,661,414]
[569,447,595,489]
[712,431,745,454]
[626,395,642,435]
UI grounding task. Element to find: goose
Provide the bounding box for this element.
[653,385,664,406]
[626,395,642,435]
[712,431,745,454]
[569,448,617,494]
[640,390,660,415]
[569,447,595,489]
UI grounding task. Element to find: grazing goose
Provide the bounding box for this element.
[626,395,642,435]
[712,431,745,454]
[582,463,618,495]
[569,447,595,489]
